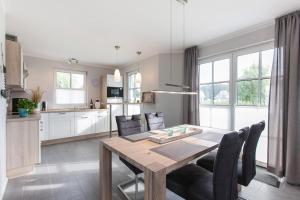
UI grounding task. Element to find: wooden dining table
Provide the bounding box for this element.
[99,125,230,200]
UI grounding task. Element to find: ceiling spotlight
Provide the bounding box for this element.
[67,58,79,64]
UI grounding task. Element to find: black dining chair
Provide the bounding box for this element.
[144,112,165,131]
[166,129,248,200]
[196,121,265,187]
[115,115,143,200]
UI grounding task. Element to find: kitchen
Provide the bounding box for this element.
[4,36,128,178]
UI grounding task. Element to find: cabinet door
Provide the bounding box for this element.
[49,112,74,139]
[107,74,123,87]
[110,105,123,131]
[95,110,109,133]
[39,113,49,141]
[75,112,95,135]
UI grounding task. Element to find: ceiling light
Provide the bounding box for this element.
[67,58,79,64]
[113,45,121,82]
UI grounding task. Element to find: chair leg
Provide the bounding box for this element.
[135,175,138,200]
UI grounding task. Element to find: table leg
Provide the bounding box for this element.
[144,164,166,200]
[100,142,112,200]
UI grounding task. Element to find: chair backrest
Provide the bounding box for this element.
[241,121,265,186]
[213,129,248,200]
[115,115,142,137]
[144,112,165,131]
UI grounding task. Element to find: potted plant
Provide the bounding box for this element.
[17,99,36,117]
[31,86,44,113]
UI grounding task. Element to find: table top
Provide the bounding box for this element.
[101,125,230,174]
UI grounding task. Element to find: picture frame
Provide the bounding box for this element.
[142,92,155,103]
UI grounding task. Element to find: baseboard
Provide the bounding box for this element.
[0,177,8,200]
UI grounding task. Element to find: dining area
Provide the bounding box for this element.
[99,112,265,200]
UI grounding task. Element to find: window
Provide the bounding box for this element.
[199,58,231,130]
[55,70,86,105]
[199,43,274,164]
[127,71,141,115]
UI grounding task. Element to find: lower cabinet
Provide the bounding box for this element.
[40,110,109,141]
[48,112,75,140]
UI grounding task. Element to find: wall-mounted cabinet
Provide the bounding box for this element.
[5,39,28,89]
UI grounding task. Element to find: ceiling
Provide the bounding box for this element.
[4,0,300,67]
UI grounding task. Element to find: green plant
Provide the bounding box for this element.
[17,99,36,114]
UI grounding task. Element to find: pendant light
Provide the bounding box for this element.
[135,51,142,84]
[152,0,196,95]
[113,45,121,82]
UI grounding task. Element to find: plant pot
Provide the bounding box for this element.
[33,103,41,113]
[18,108,29,118]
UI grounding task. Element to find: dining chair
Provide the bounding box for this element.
[144,112,165,131]
[196,121,265,187]
[115,115,143,200]
[166,129,248,200]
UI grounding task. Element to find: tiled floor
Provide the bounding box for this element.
[3,138,300,200]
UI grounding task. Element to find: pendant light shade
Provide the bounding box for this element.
[114,69,121,82]
[135,51,142,84]
[113,45,121,82]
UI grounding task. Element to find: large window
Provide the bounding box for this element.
[199,58,231,130]
[127,71,141,115]
[199,43,274,164]
[55,70,86,105]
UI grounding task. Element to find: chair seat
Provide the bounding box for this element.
[120,157,143,175]
[196,153,244,184]
[167,164,214,200]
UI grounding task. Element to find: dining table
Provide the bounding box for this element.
[99,125,231,200]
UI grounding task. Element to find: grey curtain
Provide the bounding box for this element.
[268,11,300,184]
[183,46,199,125]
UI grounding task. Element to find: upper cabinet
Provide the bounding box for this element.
[107,74,123,87]
[5,39,28,89]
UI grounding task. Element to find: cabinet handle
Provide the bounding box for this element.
[97,116,103,118]
[81,116,89,119]
[59,112,66,114]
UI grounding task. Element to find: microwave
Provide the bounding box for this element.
[107,87,123,98]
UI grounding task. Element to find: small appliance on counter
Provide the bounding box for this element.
[41,101,47,111]
[95,100,101,109]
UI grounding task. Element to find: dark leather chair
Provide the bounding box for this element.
[144,112,165,131]
[167,129,248,200]
[115,115,143,200]
[196,121,265,187]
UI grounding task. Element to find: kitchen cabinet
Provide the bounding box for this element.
[6,116,40,178]
[75,111,95,135]
[48,112,75,139]
[5,39,28,89]
[94,110,109,133]
[107,74,123,87]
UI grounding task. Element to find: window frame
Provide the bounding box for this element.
[54,69,87,107]
[127,70,141,104]
[198,42,274,130]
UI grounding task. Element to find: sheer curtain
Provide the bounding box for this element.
[268,11,300,184]
[183,46,199,125]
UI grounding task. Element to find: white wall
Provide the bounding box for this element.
[121,53,184,127]
[0,0,7,198]
[198,24,275,59]
[10,56,113,110]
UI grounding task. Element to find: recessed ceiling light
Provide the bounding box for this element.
[67,58,79,64]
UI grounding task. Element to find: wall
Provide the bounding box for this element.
[10,56,113,110]
[121,53,184,127]
[0,0,6,198]
[198,24,275,59]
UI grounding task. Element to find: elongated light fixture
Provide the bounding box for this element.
[152,0,196,95]
[136,51,142,84]
[113,45,121,82]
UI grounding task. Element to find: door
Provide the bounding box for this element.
[75,112,95,135]
[49,112,75,139]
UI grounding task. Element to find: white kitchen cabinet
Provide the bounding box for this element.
[110,104,123,131]
[75,112,95,136]
[39,113,49,141]
[48,112,75,139]
[94,110,109,133]
[107,74,123,87]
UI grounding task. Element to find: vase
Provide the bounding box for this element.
[18,108,29,118]
[34,103,41,113]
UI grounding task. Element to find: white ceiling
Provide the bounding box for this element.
[4,0,300,67]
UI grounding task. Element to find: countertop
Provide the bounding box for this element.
[7,114,41,122]
[40,108,109,113]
